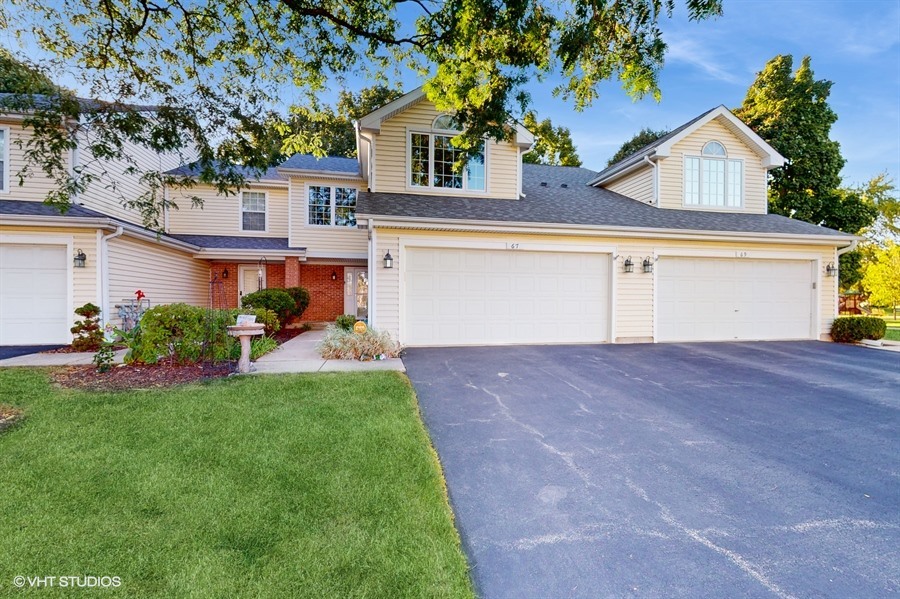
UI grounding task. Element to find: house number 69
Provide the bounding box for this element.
[736,251,748,258]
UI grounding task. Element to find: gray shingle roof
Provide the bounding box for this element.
[0,199,108,219]
[356,163,851,239]
[165,162,285,182]
[167,234,302,250]
[278,154,360,174]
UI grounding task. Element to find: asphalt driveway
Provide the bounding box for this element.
[403,342,900,598]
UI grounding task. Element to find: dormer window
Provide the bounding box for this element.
[409,115,486,192]
[684,141,742,207]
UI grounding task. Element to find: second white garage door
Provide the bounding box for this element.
[657,257,815,342]
[404,247,610,346]
[0,244,69,345]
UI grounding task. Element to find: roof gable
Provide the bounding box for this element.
[589,106,785,186]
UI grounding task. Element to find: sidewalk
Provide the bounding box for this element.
[251,330,406,374]
[0,349,128,367]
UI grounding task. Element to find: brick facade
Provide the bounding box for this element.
[207,261,346,323]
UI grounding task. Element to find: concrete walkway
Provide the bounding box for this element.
[0,348,128,367]
[251,330,406,374]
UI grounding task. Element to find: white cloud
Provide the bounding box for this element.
[664,37,745,85]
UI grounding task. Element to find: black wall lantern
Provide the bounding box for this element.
[222,267,229,279]
[383,251,394,269]
[623,256,633,273]
[825,262,838,277]
[331,270,338,281]
[73,248,87,268]
[642,256,654,274]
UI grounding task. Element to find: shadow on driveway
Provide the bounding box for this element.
[0,346,63,360]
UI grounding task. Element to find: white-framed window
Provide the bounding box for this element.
[241,191,267,231]
[0,127,8,193]
[684,141,743,208]
[408,115,486,192]
[307,185,357,227]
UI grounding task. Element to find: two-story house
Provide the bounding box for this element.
[0,88,855,347]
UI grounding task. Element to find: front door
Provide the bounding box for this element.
[239,264,266,300]
[344,267,369,321]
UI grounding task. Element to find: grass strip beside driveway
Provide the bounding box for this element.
[0,369,473,598]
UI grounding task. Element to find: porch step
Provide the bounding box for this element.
[288,321,330,331]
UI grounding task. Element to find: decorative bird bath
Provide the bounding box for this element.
[226,323,265,373]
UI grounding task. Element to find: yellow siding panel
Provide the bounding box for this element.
[605,166,654,204]
[372,228,840,344]
[658,118,768,213]
[288,176,368,258]
[167,184,289,237]
[107,236,209,321]
[1,121,61,202]
[372,99,521,199]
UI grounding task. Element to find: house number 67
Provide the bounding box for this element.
[509,243,520,250]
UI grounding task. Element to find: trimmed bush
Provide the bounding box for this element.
[335,314,357,331]
[71,303,104,351]
[241,289,295,324]
[317,325,399,360]
[831,316,887,343]
[284,287,311,319]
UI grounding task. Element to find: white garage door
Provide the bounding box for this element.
[0,244,69,345]
[404,247,610,346]
[657,257,814,342]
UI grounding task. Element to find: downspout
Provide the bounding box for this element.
[643,155,657,205]
[368,218,376,328]
[100,226,124,337]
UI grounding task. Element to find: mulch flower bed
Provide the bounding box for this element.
[51,359,234,391]
[0,405,25,434]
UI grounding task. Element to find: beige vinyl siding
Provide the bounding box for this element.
[107,236,209,323]
[77,134,183,225]
[288,176,368,258]
[372,99,520,199]
[167,184,289,237]
[0,224,101,334]
[657,118,768,213]
[0,120,63,202]
[373,228,840,344]
[604,165,655,204]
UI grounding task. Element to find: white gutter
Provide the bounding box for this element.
[99,225,124,336]
[836,239,858,256]
[275,167,362,181]
[643,155,658,205]
[356,214,860,246]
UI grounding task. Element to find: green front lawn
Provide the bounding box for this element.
[0,370,473,598]
[884,328,900,342]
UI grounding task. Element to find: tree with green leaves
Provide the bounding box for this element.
[862,242,900,318]
[0,48,57,94]
[606,127,670,166]
[522,112,581,167]
[0,0,723,227]
[734,55,876,234]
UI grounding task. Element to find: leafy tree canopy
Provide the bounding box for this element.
[606,127,670,166]
[0,48,57,94]
[861,242,900,318]
[522,112,581,167]
[734,55,876,235]
[0,0,723,227]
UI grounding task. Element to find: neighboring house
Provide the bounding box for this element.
[0,88,855,347]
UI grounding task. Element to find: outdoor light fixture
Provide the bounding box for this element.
[642,256,654,274]
[383,251,394,269]
[331,270,337,281]
[826,262,838,277]
[73,249,87,268]
[222,268,229,279]
[257,256,267,291]
[623,256,633,273]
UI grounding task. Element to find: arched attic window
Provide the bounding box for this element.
[409,115,485,191]
[684,140,742,207]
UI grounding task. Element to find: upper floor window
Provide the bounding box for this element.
[308,185,357,227]
[684,141,742,207]
[241,191,266,231]
[0,128,7,193]
[409,115,485,192]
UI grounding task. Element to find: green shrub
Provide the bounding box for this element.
[284,287,311,319]
[335,314,357,331]
[317,325,399,360]
[831,316,887,343]
[237,308,280,336]
[226,335,279,361]
[92,342,116,372]
[71,302,104,351]
[241,289,295,323]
